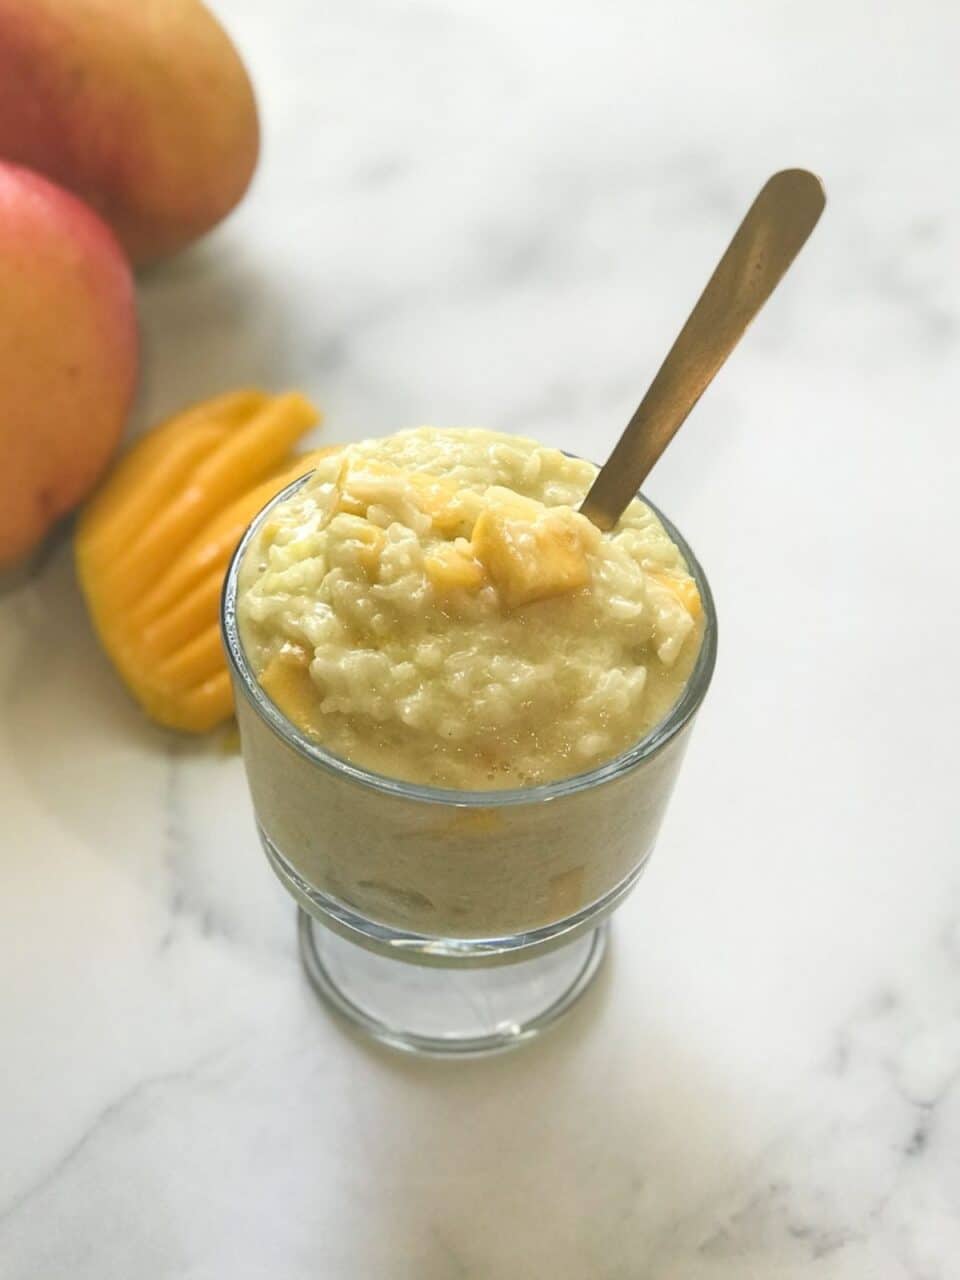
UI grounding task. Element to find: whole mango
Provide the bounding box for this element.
[0,0,259,265]
[0,161,138,570]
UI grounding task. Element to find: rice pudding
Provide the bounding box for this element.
[237,427,703,790]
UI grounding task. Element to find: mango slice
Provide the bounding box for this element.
[75,389,338,733]
[472,500,592,609]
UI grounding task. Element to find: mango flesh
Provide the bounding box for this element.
[75,390,333,733]
[0,0,259,264]
[0,160,138,569]
[471,500,593,608]
[338,459,468,534]
[259,646,324,737]
[647,570,703,618]
[424,542,486,593]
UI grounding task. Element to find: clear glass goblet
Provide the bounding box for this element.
[222,478,716,1056]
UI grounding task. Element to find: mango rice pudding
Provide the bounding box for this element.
[237,427,703,790]
[229,427,710,936]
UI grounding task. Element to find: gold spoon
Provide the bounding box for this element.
[580,168,826,531]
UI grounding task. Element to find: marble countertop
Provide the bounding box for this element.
[3,0,959,1275]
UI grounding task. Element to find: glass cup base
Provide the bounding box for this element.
[297,909,609,1057]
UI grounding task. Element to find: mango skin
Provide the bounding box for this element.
[0,161,137,569]
[0,0,259,264]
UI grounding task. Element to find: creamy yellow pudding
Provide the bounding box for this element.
[237,427,703,789]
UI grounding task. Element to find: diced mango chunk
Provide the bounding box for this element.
[337,460,464,532]
[480,486,542,521]
[407,471,463,531]
[472,502,592,608]
[259,646,323,736]
[647,570,702,618]
[424,543,486,593]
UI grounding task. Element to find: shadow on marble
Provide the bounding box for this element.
[296,939,744,1280]
[0,537,297,961]
[1,542,176,861]
[133,232,348,437]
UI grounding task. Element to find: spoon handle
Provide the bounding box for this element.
[580,168,826,531]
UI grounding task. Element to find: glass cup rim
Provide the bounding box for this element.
[221,465,718,809]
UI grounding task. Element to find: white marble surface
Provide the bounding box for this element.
[3,0,959,1275]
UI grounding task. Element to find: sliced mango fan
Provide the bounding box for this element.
[75,389,338,733]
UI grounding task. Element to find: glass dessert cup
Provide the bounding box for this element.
[222,479,717,1057]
